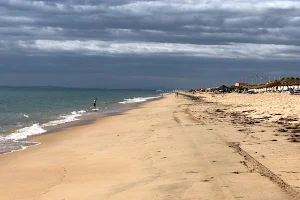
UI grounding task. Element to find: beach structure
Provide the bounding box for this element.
[234,78,300,93]
[235,83,248,87]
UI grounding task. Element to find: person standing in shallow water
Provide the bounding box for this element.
[93,98,97,108]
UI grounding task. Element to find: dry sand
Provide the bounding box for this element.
[0,93,298,200]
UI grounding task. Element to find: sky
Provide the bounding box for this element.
[1,0,300,89]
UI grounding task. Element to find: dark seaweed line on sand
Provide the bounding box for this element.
[178,93,203,101]
[180,92,300,199]
[228,142,300,199]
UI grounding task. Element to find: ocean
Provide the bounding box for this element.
[0,87,165,154]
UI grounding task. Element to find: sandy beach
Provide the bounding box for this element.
[1,93,299,200]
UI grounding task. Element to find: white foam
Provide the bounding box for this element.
[4,110,87,141]
[119,96,160,104]
[71,110,86,115]
[0,136,5,141]
[0,110,89,154]
[22,113,29,118]
[1,141,40,155]
[42,110,86,127]
[6,123,46,140]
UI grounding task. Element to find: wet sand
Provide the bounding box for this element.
[0,93,297,200]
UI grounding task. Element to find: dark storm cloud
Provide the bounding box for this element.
[1,0,300,52]
[1,0,300,88]
[0,54,298,89]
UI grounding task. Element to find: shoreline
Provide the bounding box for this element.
[27,97,161,144]
[0,97,163,155]
[0,93,298,199]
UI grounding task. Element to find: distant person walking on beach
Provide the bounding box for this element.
[176,92,179,97]
[93,98,97,108]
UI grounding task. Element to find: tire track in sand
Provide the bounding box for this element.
[228,142,300,200]
[178,93,299,199]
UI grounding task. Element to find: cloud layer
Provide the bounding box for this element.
[1,0,300,88]
[14,40,300,60]
[1,0,300,59]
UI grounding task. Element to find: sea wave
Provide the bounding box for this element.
[71,110,86,115]
[6,123,46,140]
[0,139,40,155]
[43,110,86,127]
[119,96,160,104]
[0,136,5,141]
[5,110,87,141]
[22,113,29,118]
